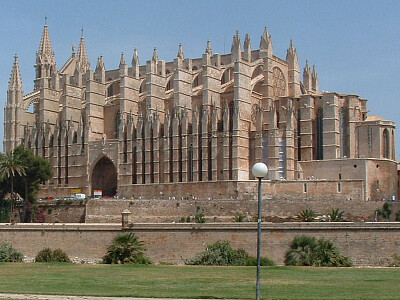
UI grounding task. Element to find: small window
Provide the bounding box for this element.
[303,183,308,193]
[337,182,342,193]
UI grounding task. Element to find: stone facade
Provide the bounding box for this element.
[3,25,398,201]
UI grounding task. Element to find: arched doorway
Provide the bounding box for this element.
[91,157,117,197]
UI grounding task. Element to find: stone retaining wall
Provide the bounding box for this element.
[0,222,399,266]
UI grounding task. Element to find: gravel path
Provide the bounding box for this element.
[0,294,212,300]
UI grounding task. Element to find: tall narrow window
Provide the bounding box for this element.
[383,128,389,158]
[339,107,349,158]
[316,108,323,160]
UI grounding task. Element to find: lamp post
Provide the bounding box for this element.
[252,162,268,300]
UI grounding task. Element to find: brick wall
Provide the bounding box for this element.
[0,223,399,266]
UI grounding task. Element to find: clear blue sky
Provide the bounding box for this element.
[1,0,400,157]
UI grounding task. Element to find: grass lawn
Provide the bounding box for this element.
[0,263,399,299]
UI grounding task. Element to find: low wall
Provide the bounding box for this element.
[0,222,399,266]
[85,198,400,223]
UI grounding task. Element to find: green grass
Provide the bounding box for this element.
[0,263,399,299]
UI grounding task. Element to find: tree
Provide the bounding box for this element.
[285,235,352,267]
[0,151,26,221]
[0,146,52,222]
[103,232,151,264]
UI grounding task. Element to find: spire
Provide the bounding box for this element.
[35,23,57,87]
[119,52,128,76]
[177,43,184,60]
[8,54,23,92]
[244,33,252,62]
[286,39,297,59]
[132,48,139,66]
[96,55,105,71]
[231,30,242,61]
[78,31,90,73]
[95,55,105,83]
[131,48,140,79]
[152,47,158,62]
[312,65,319,92]
[304,59,311,74]
[37,24,56,65]
[120,52,126,65]
[303,60,312,92]
[205,40,212,56]
[260,27,273,54]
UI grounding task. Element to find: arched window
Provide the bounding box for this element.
[251,65,263,79]
[115,112,121,138]
[316,108,323,160]
[192,74,202,88]
[221,68,233,84]
[139,80,147,93]
[166,77,173,91]
[339,107,349,158]
[383,128,389,158]
[72,132,78,144]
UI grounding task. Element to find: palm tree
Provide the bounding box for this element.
[0,151,26,221]
[103,232,150,264]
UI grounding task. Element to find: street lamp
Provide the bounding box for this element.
[252,162,268,300]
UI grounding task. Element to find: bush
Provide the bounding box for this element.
[285,235,352,267]
[185,240,274,266]
[376,202,392,221]
[297,208,317,222]
[35,248,71,263]
[103,232,151,264]
[0,243,23,262]
[328,209,345,222]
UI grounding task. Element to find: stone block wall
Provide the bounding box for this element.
[1,223,399,266]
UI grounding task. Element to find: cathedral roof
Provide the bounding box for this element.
[365,115,385,121]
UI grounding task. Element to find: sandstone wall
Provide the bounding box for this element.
[0,223,399,266]
[85,198,400,223]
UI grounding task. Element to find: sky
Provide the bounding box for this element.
[0,0,399,157]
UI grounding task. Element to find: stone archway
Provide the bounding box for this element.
[91,156,117,197]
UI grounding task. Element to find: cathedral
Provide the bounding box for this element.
[3,25,398,201]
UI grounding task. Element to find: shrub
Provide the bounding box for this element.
[328,209,345,222]
[0,243,23,262]
[297,208,317,222]
[35,248,71,263]
[234,215,245,222]
[285,235,352,267]
[185,240,274,266]
[103,232,151,264]
[245,256,275,266]
[194,213,206,223]
[376,202,392,221]
[388,254,400,267]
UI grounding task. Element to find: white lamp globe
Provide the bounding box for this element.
[252,162,268,179]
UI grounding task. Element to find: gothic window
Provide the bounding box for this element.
[192,74,202,88]
[72,132,78,144]
[139,80,147,94]
[297,109,301,161]
[391,130,395,160]
[272,67,286,98]
[383,128,389,158]
[221,68,233,84]
[278,137,287,179]
[339,107,349,157]
[166,77,173,91]
[251,65,263,79]
[115,112,121,138]
[316,108,323,160]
